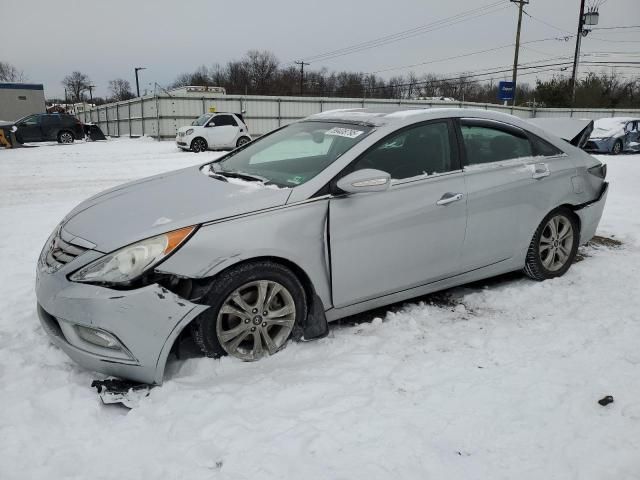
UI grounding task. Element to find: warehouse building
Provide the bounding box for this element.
[0,83,46,121]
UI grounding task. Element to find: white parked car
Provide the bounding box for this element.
[176,113,251,152]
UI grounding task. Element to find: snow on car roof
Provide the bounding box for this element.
[306,107,516,126]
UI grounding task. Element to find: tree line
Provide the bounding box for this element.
[2,54,639,108]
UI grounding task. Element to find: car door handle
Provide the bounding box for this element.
[436,192,464,206]
[532,163,550,179]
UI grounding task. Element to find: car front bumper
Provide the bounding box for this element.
[584,138,613,153]
[36,266,208,385]
[576,182,609,245]
[176,133,194,149]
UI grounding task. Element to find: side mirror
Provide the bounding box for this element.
[206,122,216,128]
[336,169,391,194]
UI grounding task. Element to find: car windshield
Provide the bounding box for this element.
[209,121,373,187]
[191,114,213,126]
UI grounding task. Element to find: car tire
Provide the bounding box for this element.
[191,137,208,153]
[236,136,250,148]
[191,261,307,361]
[611,139,623,155]
[524,207,580,281]
[57,130,74,144]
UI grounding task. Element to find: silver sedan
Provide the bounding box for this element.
[36,108,608,385]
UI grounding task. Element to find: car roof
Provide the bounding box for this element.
[306,107,530,127]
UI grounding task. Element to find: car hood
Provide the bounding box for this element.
[61,165,291,252]
[177,125,197,133]
[590,127,623,139]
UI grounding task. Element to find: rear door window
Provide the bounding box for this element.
[461,123,532,165]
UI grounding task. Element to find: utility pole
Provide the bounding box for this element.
[570,1,599,105]
[294,61,310,96]
[135,67,146,97]
[510,0,529,107]
[570,0,586,106]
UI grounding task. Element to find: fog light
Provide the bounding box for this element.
[75,325,120,349]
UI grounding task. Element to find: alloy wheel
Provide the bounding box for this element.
[237,137,249,147]
[216,280,296,361]
[192,138,206,152]
[60,132,73,144]
[539,214,574,272]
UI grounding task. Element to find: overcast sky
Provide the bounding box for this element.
[2,0,638,98]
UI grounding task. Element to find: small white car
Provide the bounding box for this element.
[176,113,251,152]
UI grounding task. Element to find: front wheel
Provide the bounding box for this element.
[190,137,208,153]
[191,261,307,361]
[524,208,579,281]
[611,139,623,155]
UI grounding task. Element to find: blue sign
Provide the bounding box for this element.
[498,81,515,101]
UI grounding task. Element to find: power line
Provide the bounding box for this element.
[522,9,573,34]
[366,35,574,76]
[592,25,640,30]
[366,59,638,92]
[290,1,509,64]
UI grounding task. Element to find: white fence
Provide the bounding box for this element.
[74,94,640,139]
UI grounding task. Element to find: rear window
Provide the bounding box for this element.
[529,134,564,157]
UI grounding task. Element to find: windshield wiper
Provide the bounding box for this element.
[206,165,270,183]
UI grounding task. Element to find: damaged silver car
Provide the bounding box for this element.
[36,108,609,385]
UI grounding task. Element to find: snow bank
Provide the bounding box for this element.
[1,139,640,479]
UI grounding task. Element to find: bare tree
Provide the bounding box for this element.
[242,50,279,94]
[62,71,91,102]
[0,61,25,82]
[108,78,135,101]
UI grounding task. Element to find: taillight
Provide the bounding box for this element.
[588,163,607,179]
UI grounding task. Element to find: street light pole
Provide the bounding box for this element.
[87,85,95,104]
[135,67,146,97]
[510,0,529,107]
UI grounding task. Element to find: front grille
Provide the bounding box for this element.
[44,228,89,269]
[178,131,185,137]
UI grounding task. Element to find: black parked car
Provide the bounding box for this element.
[13,113,85,144]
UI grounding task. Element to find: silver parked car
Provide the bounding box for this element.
[36,108,608,385]
[585,117,640,155]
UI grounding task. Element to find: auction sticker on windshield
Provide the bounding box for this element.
[325,127,365,138]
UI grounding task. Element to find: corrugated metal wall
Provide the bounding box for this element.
[74,94,640,139]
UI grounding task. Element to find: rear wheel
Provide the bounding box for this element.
[524,208,579,281]
[236,136,250,148]
[191,137,207,153]
[57,131,74,144]
[611,139,623,155]
[191,261,307,361]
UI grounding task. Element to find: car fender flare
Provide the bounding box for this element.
[191,253,330,342]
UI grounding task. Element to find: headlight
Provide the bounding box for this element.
[69,226,196,284]
[186,128,194,135]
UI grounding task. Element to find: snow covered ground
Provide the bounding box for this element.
[1,138,639,480]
